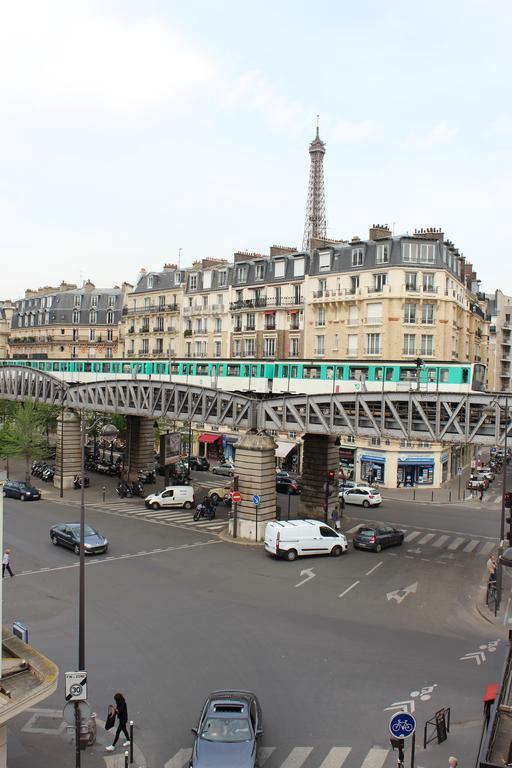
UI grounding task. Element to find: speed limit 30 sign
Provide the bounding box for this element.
[65,670,87,701]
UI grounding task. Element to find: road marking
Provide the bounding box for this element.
[360,747,389,768]
[350,516,496,541]
[365,561,383,576]
[464,539,480,553]
[346,524,362,534]
[404,531,421,542]
[295,568,316,588]
[318,747,352,768]
[432,535,449,548]
[448,537,466,551]
[460,650,486,665]
[418,533,435,545]
[480,542,495,556]
[258,747,276,766]
[280,747,314,768]
[386,582,418,604]
[164,748,192,768]
[339,581,360,598]
[15,540,221,576]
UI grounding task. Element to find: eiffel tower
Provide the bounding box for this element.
[302,117,327,251]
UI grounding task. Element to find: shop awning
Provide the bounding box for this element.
[360,454,385,464]
[275,441,296,458]
[398,456,435,466]
[198,433,221,444]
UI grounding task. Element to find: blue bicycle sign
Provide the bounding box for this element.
[389,711,416,738]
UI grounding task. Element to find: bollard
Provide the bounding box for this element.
[413,489,416,501]
[125,750,129,768]
[431,490,434,502]
[102,486,106,503]
[130,721,134,764]
[449,491,452,502]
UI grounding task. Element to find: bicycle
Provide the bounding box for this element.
[486,578,498,615]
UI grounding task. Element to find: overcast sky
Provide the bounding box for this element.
[1,0,511,299]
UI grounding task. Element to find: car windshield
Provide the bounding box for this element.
[70,524,97,536]
[200,717,251,742]
[358,529,376,538]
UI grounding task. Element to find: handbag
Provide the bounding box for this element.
[105,704,116,731]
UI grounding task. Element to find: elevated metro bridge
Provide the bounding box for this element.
[0,364,510,446]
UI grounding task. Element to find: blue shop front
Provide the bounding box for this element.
[397,455,434,486]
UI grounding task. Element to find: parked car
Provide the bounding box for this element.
[264,519,348,561]
[144,486,194,510]
[208,485,232,505]
[190,690,263,768]
[3,480,41,501]
[338,480,365,494]
[352,525,404,553]
[189,456,210,471]
[50,522,108,555]
[342,486,382,507]
[211,462,235,477]
[276,477,302,495]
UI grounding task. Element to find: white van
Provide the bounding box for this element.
[144,486,195,510]
[264,519,348,561]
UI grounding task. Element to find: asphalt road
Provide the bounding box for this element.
[3,476,507,768]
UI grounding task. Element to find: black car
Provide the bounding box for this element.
[191,690,263,768]
[352,525,404,553]
[276,477,302,495]
[189,456,210,471]
[3,480,41,501]
[50,523,108,555]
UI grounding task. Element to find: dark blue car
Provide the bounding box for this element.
[3,480,41,501]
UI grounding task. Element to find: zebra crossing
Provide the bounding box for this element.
[164,745,414,768]
[84,499,228,532]
[346,523,495,557]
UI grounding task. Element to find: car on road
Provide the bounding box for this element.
[189,456,210,471]
[50,522,108,555]
[341,486,382,507]
[212,462,235,477]
[265,519,349,561]
[190,689,263,768]
[144,486,194,509]
[276,476,302,495]
[477,468,494,482]
[467,476,489,491]
[208,485,232,505]
[338,480,365,494]
[352,525,404,552]
[3,480,41,501]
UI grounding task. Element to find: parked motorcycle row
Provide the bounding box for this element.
[85,457,123,476]
[31,461,55,482]
[116,468,157,498]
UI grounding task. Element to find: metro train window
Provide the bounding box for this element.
[304,366,320,379]
[427,368,436,383]
[281,365,289,377]
[335,367,344,379]
[171,364,179,374]
[440,368,449,383]
[84,363,92,372]
[196,364,208,374]
[462,368,469,383]
[349,367,369,381]
[227,365,241,376]
[290,366,299,378]
[386,368,394,381]
[326,367,334,379]
[399,368,416,381]
[374,368,383,381]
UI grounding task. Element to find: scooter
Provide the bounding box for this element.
[193,503,215,521]
[73,475,90,489]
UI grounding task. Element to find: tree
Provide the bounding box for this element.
[0,400,49,482]
[35,404,60,438]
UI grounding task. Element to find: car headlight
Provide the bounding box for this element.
[84,543,92,549]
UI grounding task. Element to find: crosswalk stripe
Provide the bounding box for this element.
[432,535,449,548]
[448,536,466,551]
[346,525,362,534]
[280,747,314,768]
[464,539,480,553]
[318,747,352,768]
[404,531,421,542]
[164,747,192,768]
[207,523,227,530]
[418,533,435,545]
[360,748,389,768]
[480,542,495,556]
[258,747,276,766]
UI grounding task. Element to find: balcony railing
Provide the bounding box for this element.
[167,326,177,333]
[233,326,242,333]
[184,329,192,337]
[153,327,165,333]
[152,348,164,355]
[126,303,178,315]
[244,325,256,332]
[139,328,150,334]
[264,324,276,331]
[10,336,54,344]
[229,295,303,311]
[289,323,300,331]
[402,349,418,356]
[313,349,326,355]
[363,348,382,355]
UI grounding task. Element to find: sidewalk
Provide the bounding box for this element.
[383,462,482,505]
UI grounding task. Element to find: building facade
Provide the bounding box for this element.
[485,289,512,392]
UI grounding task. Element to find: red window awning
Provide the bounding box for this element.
[198,433,221,444]
[264,310,275,315]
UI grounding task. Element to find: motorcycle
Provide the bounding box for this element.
[116,481,132,498]
[193,503,215,522]
[73,475,90,489]
[138,469,155,485]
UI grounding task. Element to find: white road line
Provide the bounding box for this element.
[346,524,362,534]
[404,531,421,542]
[360,748,389,768]
[418,533,435,545]
[318,747,352,768]
[280,747,314,768]
[432,535,449,548]
[339,581,360,598]
[448,537,466,551]
[257,747,276,767]
[365,561,383,576]
[164,748,192,768]
[464,539,480,553]
[480,542,495,557]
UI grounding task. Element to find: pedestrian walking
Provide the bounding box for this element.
[448,757,458,768]
[479,485,485,501]
[331,506,340,531]
[2,549,14,578]
[487,555,497,583]
[105,692,130,751]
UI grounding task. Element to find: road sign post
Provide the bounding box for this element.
[253,495,260,542]
[389,712,416,768]
[65,671,87,702]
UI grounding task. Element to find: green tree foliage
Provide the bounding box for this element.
[0,399,15,424]
[0,400,49,482]
[35,404,60,437]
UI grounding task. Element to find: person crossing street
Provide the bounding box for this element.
[2,549,14,578]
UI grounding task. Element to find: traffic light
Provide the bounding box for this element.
[327,470,335,484]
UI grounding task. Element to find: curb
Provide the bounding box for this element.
[217,529,262,548]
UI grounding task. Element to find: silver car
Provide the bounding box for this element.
[190,690,263,768]
[211,462,235,477]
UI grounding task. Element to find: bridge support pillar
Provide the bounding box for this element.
[300,434,339,523]
[125,416,155,480]
[54,409,81,490]
[230,431,276,541]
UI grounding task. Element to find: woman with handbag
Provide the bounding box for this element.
[105,693,130,751]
